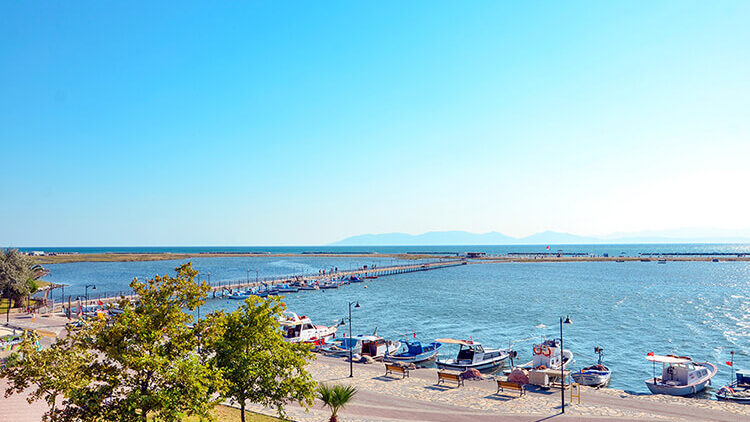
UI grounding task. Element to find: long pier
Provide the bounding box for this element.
[50,259,467,310]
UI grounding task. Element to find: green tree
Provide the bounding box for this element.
[23,262,221,422]
[0,248,38,312]
[1,331,92,421]
[205,296,317,422]
[317,384,357,422]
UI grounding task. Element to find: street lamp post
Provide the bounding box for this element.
[340,301,361,378]
[84,284,96,306]
[560,315,572,413]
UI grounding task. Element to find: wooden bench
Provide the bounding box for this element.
[384,363,409,378]
[496,380,525,396]
[437,371,464,387]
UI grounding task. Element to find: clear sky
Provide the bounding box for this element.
[1,1,749,246]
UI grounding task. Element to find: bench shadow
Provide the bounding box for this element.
[424,385,458,391]
[372,376,402,382]
[483,394,519,402]
[524,386,557,396]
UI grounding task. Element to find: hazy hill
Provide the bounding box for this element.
[331,229,750,246]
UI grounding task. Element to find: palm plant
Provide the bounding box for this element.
[318,383,357,422]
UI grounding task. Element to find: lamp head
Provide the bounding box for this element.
[563,315,572,324]
[354,302,361,309]
[339,319,346,326]
[92,285,97,290]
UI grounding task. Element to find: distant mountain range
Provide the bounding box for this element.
[330,229,750,246]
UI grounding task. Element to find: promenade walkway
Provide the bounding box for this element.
[244,356,750,422]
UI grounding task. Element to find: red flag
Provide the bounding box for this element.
[546,245,550,250]
[647,352,654,356]
[97,300,103,307]
[413,332,416,338]
[727,361,733,366]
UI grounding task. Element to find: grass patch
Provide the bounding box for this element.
[180,405,284,421]
[0,298,11,314]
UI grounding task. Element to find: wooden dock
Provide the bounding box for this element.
[51,259,467,310]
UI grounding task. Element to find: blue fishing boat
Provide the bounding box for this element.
[277,284,299,293]
[228,290,253,300]
[384,340,443,364]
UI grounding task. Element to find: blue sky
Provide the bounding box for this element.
[1,1,749,246]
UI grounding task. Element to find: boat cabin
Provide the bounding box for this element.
[456,343,487,364]
[279,312,335,344]
[532,339,564,369]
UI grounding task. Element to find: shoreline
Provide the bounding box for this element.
[32,252,750,265]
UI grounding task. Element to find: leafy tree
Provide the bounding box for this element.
[317,384,357,422]
[4,262,220,422]
[1,331,92,421]
[0,248,39,310]
[204,296,317,422]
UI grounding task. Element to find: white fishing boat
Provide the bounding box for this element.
[645,353,717,396]
[279,312,338,347]
[519,339,574,370]
[572,346,611,387]
[435,338,512,372]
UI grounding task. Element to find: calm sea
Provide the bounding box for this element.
[37,244,750,396]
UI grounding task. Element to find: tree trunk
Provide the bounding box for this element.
[240,402,246,422]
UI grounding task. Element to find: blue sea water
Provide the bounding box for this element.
[38,246,750,396]
[19,243,750,257]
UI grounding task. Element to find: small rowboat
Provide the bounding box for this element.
[572,347,611,387]
[716,369,750,403]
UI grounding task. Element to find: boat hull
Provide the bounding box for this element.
[436,355,508,372]
[572,370,611,386]
[384,350,439,365]
[645,379,710,396]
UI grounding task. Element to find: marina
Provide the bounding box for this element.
[29,252,749,396]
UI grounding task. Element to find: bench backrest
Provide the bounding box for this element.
[498,381,522,389]
[386,364,404,371]
[439,372,461,380]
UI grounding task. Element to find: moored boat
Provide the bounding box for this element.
[716,370,750,403]
[384,339,443,365]
[321,335,401,360]
[228,290,253,300]
[572,346,611,387]
[276,284,299,293]
[279,312,338,346]
[645,353,717,396]
[519,339,574,370]
[436,338,512,372]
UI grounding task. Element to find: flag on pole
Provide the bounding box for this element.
[647,352,654,356]
[546,245,550,250]
[727,361,733,366]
